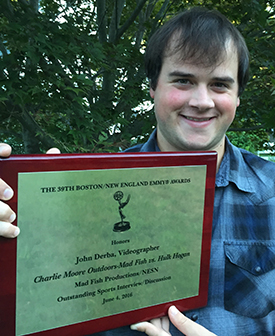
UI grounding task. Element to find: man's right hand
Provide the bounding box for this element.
[0,144,61,238]
[0,143,19,238]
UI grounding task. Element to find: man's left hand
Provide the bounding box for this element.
[130,306,216,336]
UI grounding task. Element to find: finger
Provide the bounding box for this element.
[168,306,216,336]
[150,318,162,329]
[0,221,20,238]
[151,317,170,333]
[0,143,12,157]
[0,178,14,201]
[161,317,170,333]
[0,201,16,222]
[46,148,61,154]
[130,322,169,336]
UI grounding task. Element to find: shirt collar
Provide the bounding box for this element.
[216,137,254,193]
[139,129,160,152]
[140,131,254,193]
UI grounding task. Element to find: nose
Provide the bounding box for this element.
[189,85,215,111]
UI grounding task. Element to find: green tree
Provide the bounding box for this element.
[226,0,275,151]
[0,0,274,154]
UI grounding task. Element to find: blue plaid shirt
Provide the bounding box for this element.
[93,130,275,336]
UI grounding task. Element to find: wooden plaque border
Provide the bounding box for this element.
[0,151,216,336]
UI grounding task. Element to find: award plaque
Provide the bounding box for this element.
[0,151,216,336]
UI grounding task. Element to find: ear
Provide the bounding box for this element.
[237,97,240,107]
[150,87,155,99]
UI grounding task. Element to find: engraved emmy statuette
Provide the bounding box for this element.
[113,191,131,232]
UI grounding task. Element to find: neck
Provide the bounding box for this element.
[156,133,226,172]
[213,138,225,172]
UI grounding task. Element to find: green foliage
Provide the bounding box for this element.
[0,0,274,153]
[227,130,269,154]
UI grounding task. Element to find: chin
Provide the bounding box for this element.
[177,139,212,152]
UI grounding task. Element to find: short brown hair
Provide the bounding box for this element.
[145,7,249,95]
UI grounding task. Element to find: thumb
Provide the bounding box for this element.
[168,306,216,336]
[0,143,12,157]
[46,148,61,154]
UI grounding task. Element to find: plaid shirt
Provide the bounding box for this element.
[94,130,275,336]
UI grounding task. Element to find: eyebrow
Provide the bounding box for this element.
[169,71,195,78]
[212,76,235,84]
[168,71,235,83]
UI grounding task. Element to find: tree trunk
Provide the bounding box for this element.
[22,126,41,154]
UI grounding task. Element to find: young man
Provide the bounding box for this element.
[0,7,275,336]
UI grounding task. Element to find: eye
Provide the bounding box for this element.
[178,78,190,84]
[212,82,228,90]
[173,78,193,86]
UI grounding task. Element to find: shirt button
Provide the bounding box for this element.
[254,266,262,273]
[191,314,198,321]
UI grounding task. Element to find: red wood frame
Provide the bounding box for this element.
[0,151,217,336]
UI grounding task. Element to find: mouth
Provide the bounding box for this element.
[183,116,215,122]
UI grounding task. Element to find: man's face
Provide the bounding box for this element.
[150,44,240,155]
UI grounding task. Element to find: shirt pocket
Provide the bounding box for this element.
[224,241,275,318]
